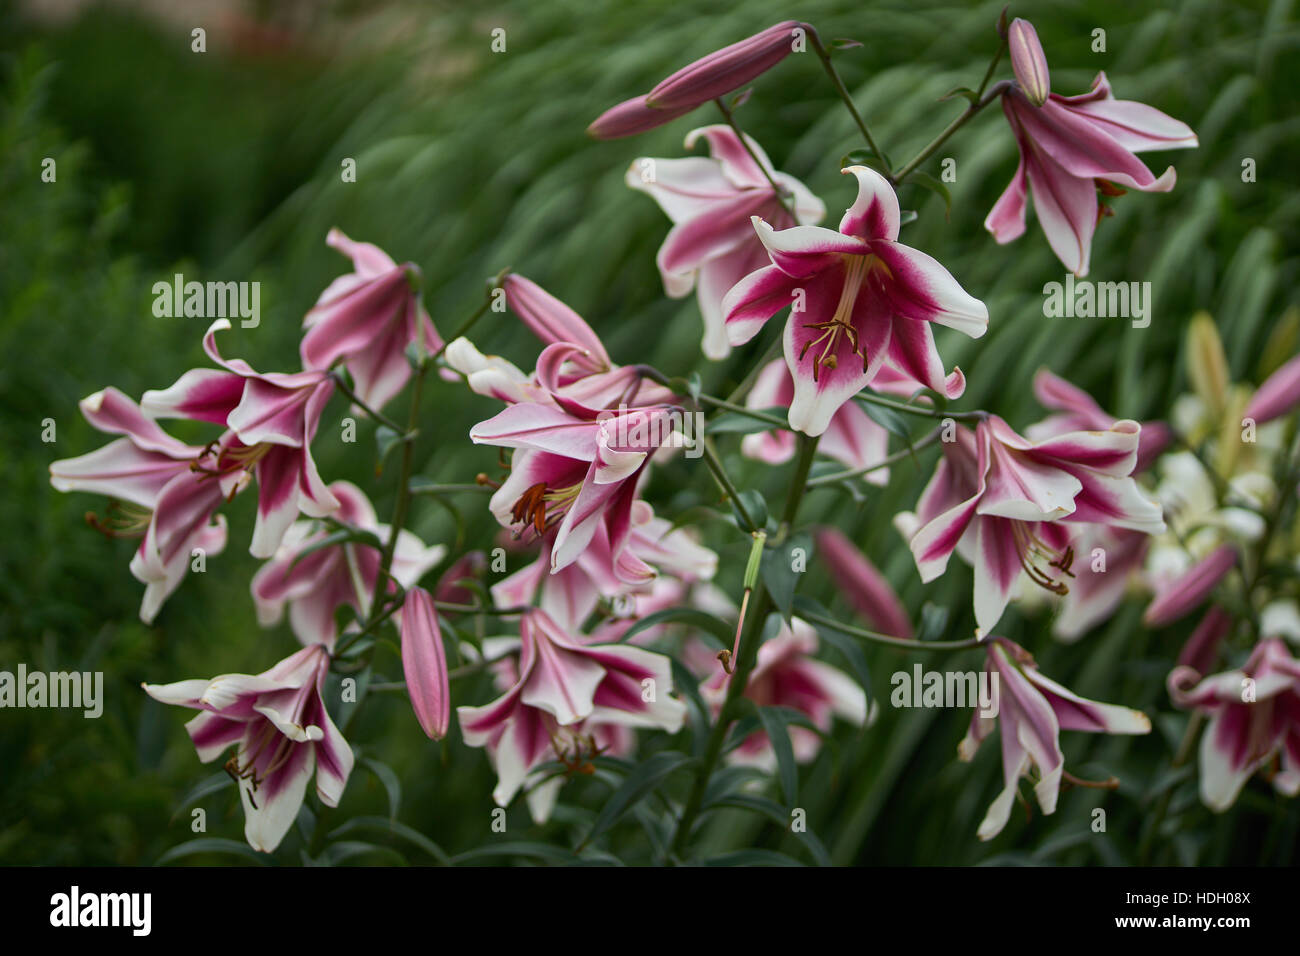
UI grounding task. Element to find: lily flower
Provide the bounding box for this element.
[626,125,824,359]
[301,229,443,410]
[1168,638,1300,810]
[142,643,354,853]
[723,165,986,436]
[142,319,340,558]
[457,608,685,809]
[587,21,805,139]
[959,637,1150,840]
[741,359,890,482]
[471,400,685,572]
[250,480,444,648]
[1027,368,1171,473]
[985,21,1197,276]
[901,415,1165,635]
[698,617,868,770]
[1049,523,1149,641]
[49,387,232,623]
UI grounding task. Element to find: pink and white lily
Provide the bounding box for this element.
[49,387,233,623]
[472,399,685,573]
[985,22,1197,276]
[741,358,890,482]
[1027,368,1172,473]
[142,643,354,853]
[457,607,685,808]
[959,637,1150,840]
[301,229,443,410]
[723,165,986,436]
[901,414,1165,635]
[698,617,868,770]
[1168,638,1300,810]
[250,480,444,648]
[142,319,340,558]
[627,125,824,359]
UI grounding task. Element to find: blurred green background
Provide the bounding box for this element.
[1,0,1296,865]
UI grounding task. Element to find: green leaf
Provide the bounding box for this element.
[903,170,952,220]
[757,706,799,807]
[358,755,401,821]
[702,849,804,866]
[856,397,912,440]
[840,147,892,172]
[168,771,232,823]
[760,531,812,622]
[705,406,786,435]
[830,37,863,50]
[451,841,585,865]
[732,488,768,531]
[327,816,451,865]
[619,606,733,648]
[580,751,694,848]
[374,424,403,474]
[916,602,951,642]
[157,838,269,866]
[938,86,980,105]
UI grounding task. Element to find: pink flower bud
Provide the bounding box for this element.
[1008,18,1050,107]
[815,527,913,639]
[587,95,694,140]
[645,21,804,112]
[1176,605,1233,675]
[401,586,450,740]
[1244,352,1300,425]
[1144,545,1237,628]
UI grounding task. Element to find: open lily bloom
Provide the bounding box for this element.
[457,608,685,809]
[723,165,986,436]
[142,643,354,853]
[1027,369,1171,473]
[959,638,1150,840]
[627,125,824,359]
[472,399,686,573]
[741,358,890,482]
[301,228,443,410]
[1169,638,1300,811]
[1050,523,1149,641]
[985,22,1197,276]
[49,387,232,623]
[142,319,340,558]
[901,414,1165,635]
[698,617,867,770]
[445,275,675,410]
[250,480,444,648]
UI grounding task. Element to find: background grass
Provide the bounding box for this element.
[0,0,1296,865]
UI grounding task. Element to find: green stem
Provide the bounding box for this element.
[799,610,980,650]
[697,393,787,429]
[889,80,1010,186]
[700,436,759,532]
[808,27,888,173]
[713,98,795,217]
[806,426,942,487]
[856,390,985,422]
[330,371,407,434]
[669,433,819,860]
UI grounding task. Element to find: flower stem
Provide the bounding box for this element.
[889,80,1010,186]
[805,425,943,487]
[669,433,819,860]
[713,98,796,218]
[807,28,888,174]
[856,390,985,422]
[700,436,759,532]
[330,370,407,434]
[696,392,787,428]
[798,609,980,650]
